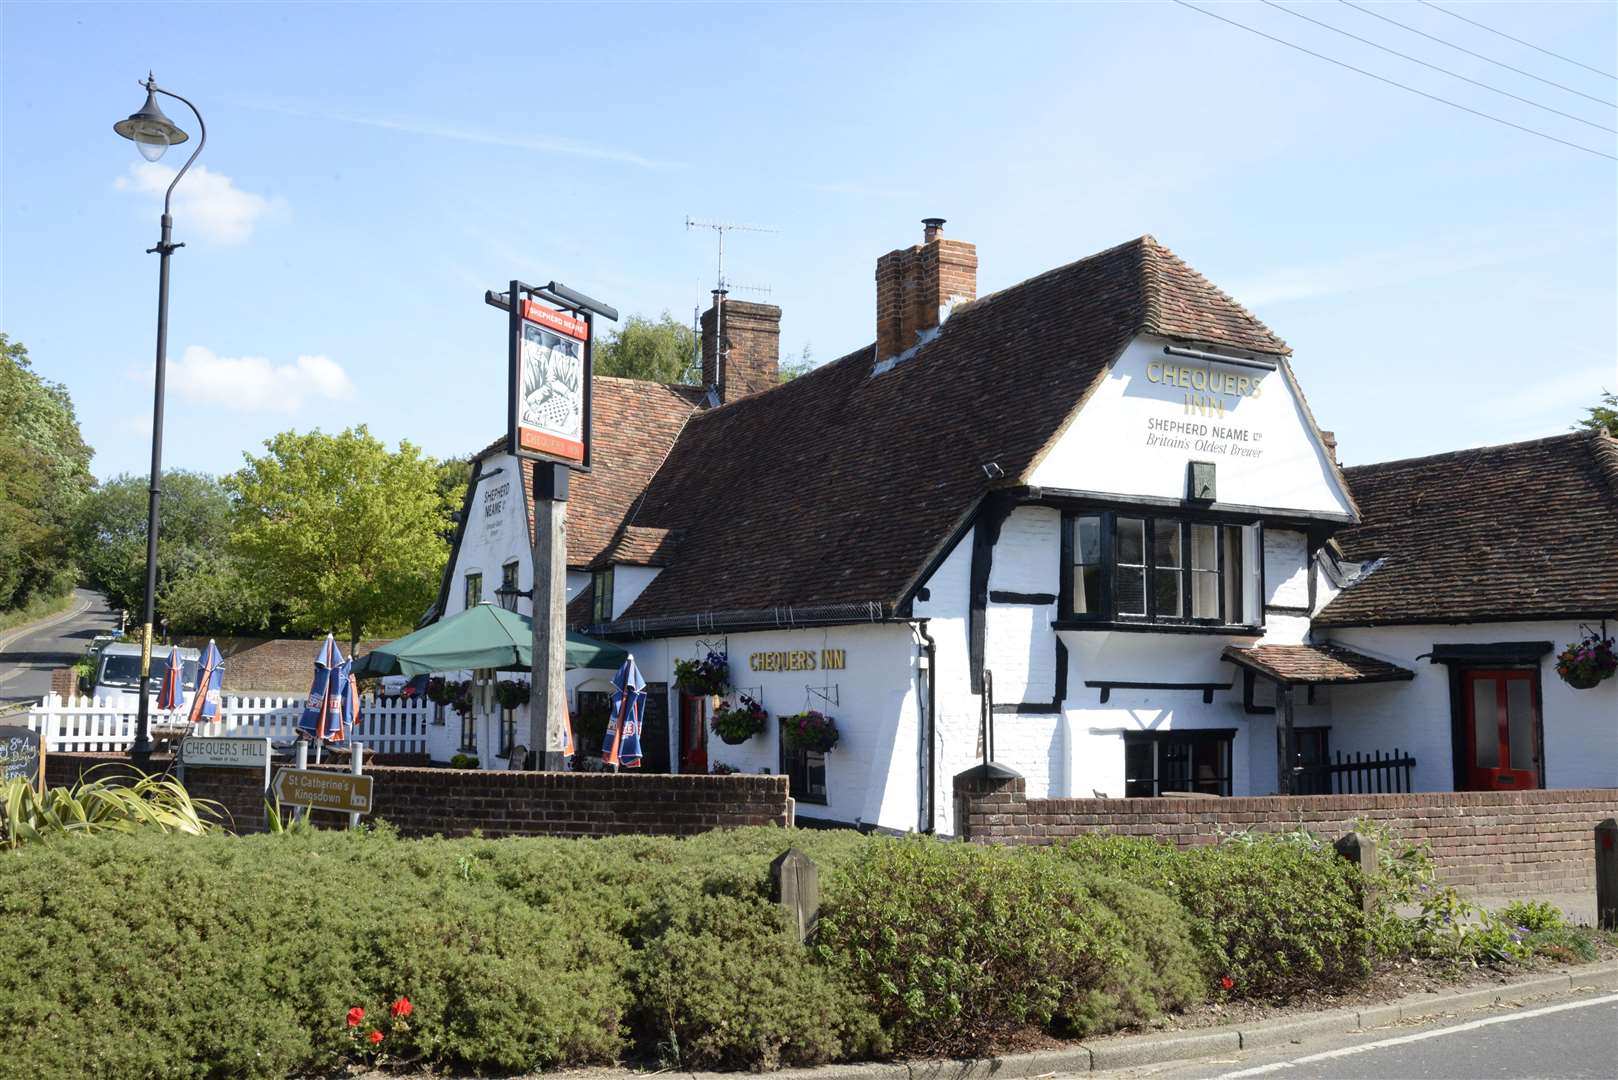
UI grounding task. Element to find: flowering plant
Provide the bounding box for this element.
[710,761,738,775]
[424,676,450,704]
[710,695,768,744]
[780,710,839,753]
[494,679,530,710]
[674,650,729,696]
[447,680,475,719]
[1555,632,1616,689]
[344,997,412,1061]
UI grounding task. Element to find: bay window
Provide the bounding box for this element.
[1061,511,1259,628]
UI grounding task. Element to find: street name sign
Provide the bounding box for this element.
[272,768,373,815]
[180,736,270,770]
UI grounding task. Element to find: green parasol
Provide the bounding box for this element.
[351,603,627,677]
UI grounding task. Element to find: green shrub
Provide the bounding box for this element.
[634,893,883,1070]
[816,839,1201,1055]
[1059,831,1371,998]
[1500,899,1565,934]
[2,769,222,849]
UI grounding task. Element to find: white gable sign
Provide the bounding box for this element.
[1028,336,1352,517]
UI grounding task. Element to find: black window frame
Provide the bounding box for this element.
[459,703,477,754]
[779,726,828,805]
[1123,729,1235,797]
[1060,510,1258,630]
[498,706,517,758]
[591,567,614,624]
[464,571,482,610]
[501,560,519,595]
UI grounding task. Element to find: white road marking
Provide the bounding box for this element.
[0,593,95,688]
[1217,993,1618,1077]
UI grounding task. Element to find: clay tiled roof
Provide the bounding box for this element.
[1222,643,1415,686]
[589,525,683,569]
[603,236,1288,625]
[1316,432,1618,627]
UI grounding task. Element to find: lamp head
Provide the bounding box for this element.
[114,76,188,162]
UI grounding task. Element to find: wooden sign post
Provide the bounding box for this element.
[0,725,46,794]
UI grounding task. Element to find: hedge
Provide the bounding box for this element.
[0,826,1373,1078]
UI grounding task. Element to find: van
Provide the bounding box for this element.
[92,643,202,711]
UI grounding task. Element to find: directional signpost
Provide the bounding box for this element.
[272,767,373,816]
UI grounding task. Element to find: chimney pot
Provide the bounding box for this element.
[922,217,946,242]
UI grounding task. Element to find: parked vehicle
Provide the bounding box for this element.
[91,643,201,711]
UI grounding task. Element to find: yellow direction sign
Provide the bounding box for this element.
[272,768,373,814]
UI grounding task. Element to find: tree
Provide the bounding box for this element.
[1576,390,1617,438]
[0,333,93,611]
[779,342,815,382]
[433,453,473,541]
[227,426,452,650]
[593,311,698,383]
[69,470,274,634]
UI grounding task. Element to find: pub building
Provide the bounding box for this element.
[427,221,1618,833]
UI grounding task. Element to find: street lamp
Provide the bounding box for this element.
[113,73,205,768]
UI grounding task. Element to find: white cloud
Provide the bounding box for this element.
[248,102,683,171]
[115,163,282,243]
[166,346,356,413]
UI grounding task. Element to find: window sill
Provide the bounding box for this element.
[792,793,829,806]
[1052,620,1263,636]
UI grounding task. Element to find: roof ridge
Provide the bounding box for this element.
[1137,237,1289,355]
[1343,430,1598,474]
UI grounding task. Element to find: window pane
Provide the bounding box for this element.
[1223,526,1244,624]
[1076,516,1101,565]
[1190,524,1217,570]
[1471,681,1499,768]
[1117,567,1146,615]
[1192,570,1219,619]
[1124,739,1155,797]
[1153,520,1181,569]
[1154,568,1183,618]
[1116,517,1145,566]
[1191,738,1228,795]
[1074,564,1101,614]
[1505,678,1535,772]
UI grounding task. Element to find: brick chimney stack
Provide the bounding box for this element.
[701,291,781,403]
[876,218,977,363]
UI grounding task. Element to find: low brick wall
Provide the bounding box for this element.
[46,752,791,840]
[954,766,1618,895]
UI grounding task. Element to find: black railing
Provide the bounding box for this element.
[1296,748,1416,795]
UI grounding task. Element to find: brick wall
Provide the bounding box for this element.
[954,766,1618,895]
[46,752,790,840]
[875,222,977,361]
[173,636,389,692]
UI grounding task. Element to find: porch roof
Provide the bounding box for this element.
[1221,642,1415,687]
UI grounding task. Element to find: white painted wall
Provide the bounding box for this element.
[913,526,978,834]
[1328,622,1618,792]
[1264,529,1309,608]
[611,566,661,620]
[1027,336,1353,518]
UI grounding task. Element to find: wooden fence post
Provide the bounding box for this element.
[1597,818,1618,931]
[770,848,819,943]
[1335,831,1379,915]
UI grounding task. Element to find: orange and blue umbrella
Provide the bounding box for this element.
[298,634,349,742]
[602,656,645,769]
[185,640,224,725]
[156,646,184,712]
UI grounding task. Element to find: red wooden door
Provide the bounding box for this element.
[1461,669,1540,791]
[679,694,708,774]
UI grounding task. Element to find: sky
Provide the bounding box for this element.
[2,1,1614,482]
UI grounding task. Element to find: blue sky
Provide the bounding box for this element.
[3,1,1614,481]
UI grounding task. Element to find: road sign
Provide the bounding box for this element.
[180,736,270,770]
[272,768,373,815]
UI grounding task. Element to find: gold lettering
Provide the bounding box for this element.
[1177,368,1191,389]
[1191,368,1207,391]
[1147,361,1162,383]
[1236,375,1250,396]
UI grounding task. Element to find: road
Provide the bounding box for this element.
[0,589,118,706]
[1109,991,1618,1080]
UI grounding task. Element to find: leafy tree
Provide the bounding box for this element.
[593,311,698,383]
[1576,390,1617,437]
[0,333,93,610]
[227,426,452,650]
[434,453,474,540]
[779,342,816,382]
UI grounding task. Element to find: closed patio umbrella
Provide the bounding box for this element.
[602,656,646,771]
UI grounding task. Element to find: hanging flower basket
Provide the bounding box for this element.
[674,650,730,697]
[781,710,839,753]
[424,676,450,705]
[494,679,530,710]
[447,680,476,719]
[1555,633,1616,690]
[710,695,768,745]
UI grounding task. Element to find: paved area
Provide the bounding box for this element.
[1107,990,1618,1080]
[0,590,116,706]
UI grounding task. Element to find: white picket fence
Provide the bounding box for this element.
[25,693,431,755]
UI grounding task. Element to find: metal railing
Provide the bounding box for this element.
[1297,748,1416,795]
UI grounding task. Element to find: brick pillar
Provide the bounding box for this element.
[952,762,1025,843]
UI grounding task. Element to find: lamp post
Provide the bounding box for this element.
[113,74,205,768]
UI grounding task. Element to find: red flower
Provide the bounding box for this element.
[390,996,413,1018]
[369,1030,384,1045]
[346,1006,365,1027]
[1220,976,1235,991]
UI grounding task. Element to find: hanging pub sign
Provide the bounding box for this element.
[515,300,588,463]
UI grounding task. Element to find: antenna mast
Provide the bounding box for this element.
[685,216,777,395]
